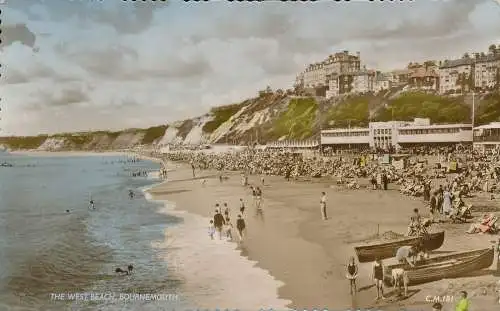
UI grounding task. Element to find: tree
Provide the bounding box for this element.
[463,53,470,59]
[489,44,497,54]
[265,85,272,93]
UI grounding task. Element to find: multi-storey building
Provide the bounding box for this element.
[302,51,361,89]
[386,69,410,86]
[321,118,473,150]
[474,54,500,90]
[294,72,304,89]
[303,62,326,88]
[408,66,439,91]
[374,73,391,92]
[473,122,500,153]
[325,69,374,98]
[438,58,474,94]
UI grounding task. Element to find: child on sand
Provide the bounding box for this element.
[372,258,386,300]
[346,256,358,295]
[224,216,233,241]
[239,198,245,214]
[208,220,215,240]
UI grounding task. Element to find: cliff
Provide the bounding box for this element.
[1,91,499,151]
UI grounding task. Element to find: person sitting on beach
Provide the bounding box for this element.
[346,256,358,295]
[208,220,215,240]
[395,245,417,267]
[372,258,386,300]
[213,209,225,240]
[224,216,233,241]
[236,214,246,242]
[407,208,422,236]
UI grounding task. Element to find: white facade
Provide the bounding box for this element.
[326,77,340,98]
[303,63,326,88]
[474,55,500,89]
[374,77,391,92]
[352,72,374,93]
[473,122,500,152]
[321,118,473,149]
[438,59,474,94]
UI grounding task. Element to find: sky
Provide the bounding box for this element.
[0,0,499,136]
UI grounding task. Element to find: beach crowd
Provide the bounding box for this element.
[157,144,500,309]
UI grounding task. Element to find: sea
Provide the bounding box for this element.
[0,153,289,311]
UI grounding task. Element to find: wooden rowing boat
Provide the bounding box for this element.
[354,231,445,263]
[383,248,494,286]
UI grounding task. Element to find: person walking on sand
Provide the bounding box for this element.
[239,198,245,215]
[255,187,263,209]
[382,172,388,190]
[223,202,230,218]
[320,191,328,220]
[260,175,265,186]
[372,258,386,300]
[346,256,358,295]
[224,216,233,241]
[208,220,215,240]
[236,214,246,242]
[213,209,225,240]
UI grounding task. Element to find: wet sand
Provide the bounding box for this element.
[148,164,499,311]
[9,151,127,157]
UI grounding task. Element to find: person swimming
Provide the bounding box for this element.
[115,264,133,275]
[128,190,134,199]
[88,199,95,210]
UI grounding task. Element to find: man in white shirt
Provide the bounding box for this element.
[320,192,327,220]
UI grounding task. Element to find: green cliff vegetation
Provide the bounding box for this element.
[272,97,317,139]
[202,103,246,133]
[476,92,500,125]
[0,135,48,149]
[323,95,370,128]
[141,125,168,144]
[375,92,470,123]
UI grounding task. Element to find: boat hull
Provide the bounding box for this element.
[383,248,494,286]
[354,231,445,263]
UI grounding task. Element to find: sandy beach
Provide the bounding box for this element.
[148,163,500,311]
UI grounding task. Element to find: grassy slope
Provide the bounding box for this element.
[323,92,472,128]
[271,97,317,139]
[1,91,498,149]
[476,92,500,125]
[375,92,470,123]
[202,102,247,133]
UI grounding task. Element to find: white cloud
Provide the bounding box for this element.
[0,0,499,135]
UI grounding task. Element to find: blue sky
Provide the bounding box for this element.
[1,0,499,135]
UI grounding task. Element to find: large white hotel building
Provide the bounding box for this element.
[320,118,473,150]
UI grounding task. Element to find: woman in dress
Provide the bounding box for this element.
[346,256,358,295]
[442,187,453,216]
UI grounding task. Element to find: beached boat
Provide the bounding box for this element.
[383,248,494,286]
[354,231,445,263]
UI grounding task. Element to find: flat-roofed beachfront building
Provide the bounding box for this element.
[320,118,473,150]
[473,122,500,152]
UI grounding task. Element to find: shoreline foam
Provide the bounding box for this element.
[144,170,291,310]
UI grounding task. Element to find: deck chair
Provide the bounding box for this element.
[479,216,498,233]
[450,204,472,223]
